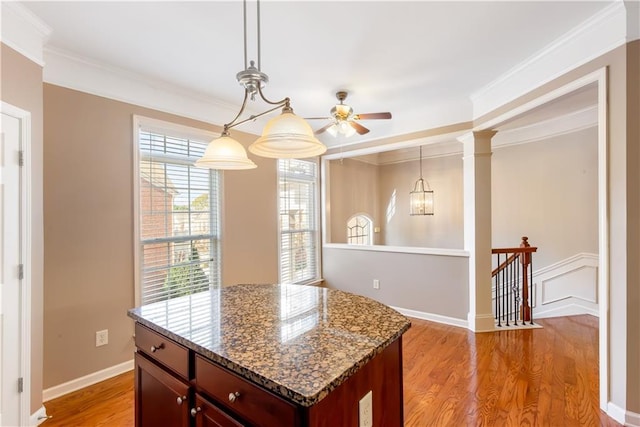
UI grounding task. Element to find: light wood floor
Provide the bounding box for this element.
[43,315,620,426]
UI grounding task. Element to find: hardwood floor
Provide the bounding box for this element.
[43,315,619,426]
[402,315,620,426]
[43,370,134,427]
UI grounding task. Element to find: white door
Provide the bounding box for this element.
[1,111,23,427]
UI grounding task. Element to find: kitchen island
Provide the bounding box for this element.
[128,284,411,427]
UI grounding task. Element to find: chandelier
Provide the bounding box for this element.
[409,146,434,215]
[196,0,326,170]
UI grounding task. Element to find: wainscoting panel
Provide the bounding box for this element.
[533,253,599,318]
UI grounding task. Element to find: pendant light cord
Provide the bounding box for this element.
[242,0,262,71]
[242,0,247,70]
[419,145,423,180]
[226,0,293,131]
[257,0,261,71]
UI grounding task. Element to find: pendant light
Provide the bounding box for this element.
[195,0,326,170]
[409,146,434,215]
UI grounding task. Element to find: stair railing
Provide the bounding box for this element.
[492,236,537,326]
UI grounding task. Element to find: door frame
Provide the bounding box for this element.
[1,101,32,425]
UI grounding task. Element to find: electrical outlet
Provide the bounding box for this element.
[359,390,373,427]
[373,279,380,290]
[96,329,108,347]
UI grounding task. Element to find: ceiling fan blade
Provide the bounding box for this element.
[353,112,392,120]
[315,123,334,135]
[349,121,370,135]
[304,116,332,120]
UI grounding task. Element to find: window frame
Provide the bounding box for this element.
[347,213,374,245]
[133,115,221,306]
[277,158,322,285]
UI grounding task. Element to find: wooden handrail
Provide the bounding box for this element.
[492,247,538,254]
[492,236,538,276]
[492,253,519,277]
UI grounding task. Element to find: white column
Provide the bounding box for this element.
[460,130,496,332]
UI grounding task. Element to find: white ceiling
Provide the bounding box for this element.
[21,1,611,145]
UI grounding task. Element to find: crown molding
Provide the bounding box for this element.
[492,105,598,150]
[471,1,627,119]
[42,47,263,135]
[0,2,51,66]
[340,103,597,166]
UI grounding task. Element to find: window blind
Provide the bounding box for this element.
[278,159,319,284]
[137,129,221,305]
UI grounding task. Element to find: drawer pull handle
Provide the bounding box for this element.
[228,392,240,403]
[190,407,201,417]
[150,343,165,353]
[176,395,186,405]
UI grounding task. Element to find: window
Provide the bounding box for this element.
[347,214,373,245]
[134,117,221,305]
[278,159,320,284]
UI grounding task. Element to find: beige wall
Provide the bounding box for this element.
[492,127,599,267]
[42,84,278,388]
[624,39,639,414]
[1,43,45,413]
[379,155,464,249]
[221,153,278,286]
[328,158,380,244]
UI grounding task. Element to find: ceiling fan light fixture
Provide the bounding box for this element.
[326,125,339,137]
[339,121,357,137]
[195,133,257,170]
[311,91,392,138]
[248,107,327,159]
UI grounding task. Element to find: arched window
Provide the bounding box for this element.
[347,214,373,245]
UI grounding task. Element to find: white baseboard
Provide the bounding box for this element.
[608,401,640,426]
[30,405,48,426]
[391,306,468,329]
[43,359,134,402]
[627,410,640,427]
[534,303,599,319]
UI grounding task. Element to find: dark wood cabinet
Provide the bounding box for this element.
[192,393,245,427]
[134,352,190,427]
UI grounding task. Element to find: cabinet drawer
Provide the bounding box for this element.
[195,356,297,427]
[193,393,245,427]
[135,323,189,380]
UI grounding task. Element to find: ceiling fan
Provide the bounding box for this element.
[307,91,392,137]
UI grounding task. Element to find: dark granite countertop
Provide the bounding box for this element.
[127,284,411,407]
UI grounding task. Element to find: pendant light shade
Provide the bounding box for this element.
[248,107,327,159]
[409,146,434,215]
[195,133,257,170]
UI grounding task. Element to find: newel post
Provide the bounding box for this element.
[520,236,532,321]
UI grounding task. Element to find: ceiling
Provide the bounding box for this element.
[22,1,611,146]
